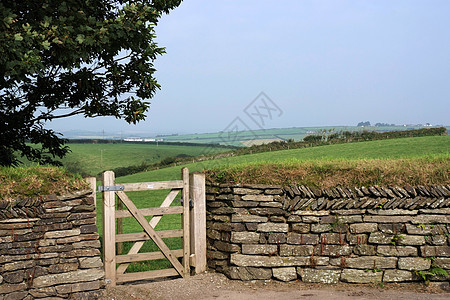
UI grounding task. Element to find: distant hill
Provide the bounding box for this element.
[61,125,450,147]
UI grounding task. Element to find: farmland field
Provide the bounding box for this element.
[113,135,450,183]
[152,125,450,146]
[59,143,230,176]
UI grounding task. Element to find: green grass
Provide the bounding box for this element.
[114,135,450,183]
[60,143,229,176]
[0,165,87,201]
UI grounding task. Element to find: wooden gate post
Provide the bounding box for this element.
[189,172,207,274]
[85,176,97,211]
[102,171,116,286]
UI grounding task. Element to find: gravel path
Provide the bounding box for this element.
[103,272,450,300]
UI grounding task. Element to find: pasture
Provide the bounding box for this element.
[60,143,230,176]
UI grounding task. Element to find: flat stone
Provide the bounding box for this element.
[331,209,366,215]
[48,262,79,274]
[231,254,328,267]
[368,232,393,244]
[347,234,368,245]
[268,233,286,244]
[233,188,263,195]
[341,269,382,283]
[32,269,104,288]
[2,260,35,272]
[363,215,412,223]
[241,195,274,202]
[280,245,313,256]
[79,257,103,269]
[349,223,378,234]
[411,215,450,224]
[261,202,283,208]
[44,229,80,239]
[383,269,414,282]
[0,282,27,294]
[249,207,286,216]
[313,245,352,257]
[72,240,101,249]
[264,189,284,195]
[311,224,332,233]
[320,233,341,244]
[344,256,397,269]
[434,258,450,269]
[397,235,425,246]
[301,216,320,223]
[421,246,450,257]
[299,268,341,284]
[272,267,297,281]
[227,266,272,280]
[336,215,363,223]
[291,223,310,233]
[366,209,418,215]
[214,241,240,253]
[242,244,277,255]
[287,233,319,245]
[2,291,28,299]
[293,211,329,216]
[63,248,101,258]
[377,246,418,257]
[257,223,288,233]
[353,245,377,256]
[2,270,25,284]
[419,208,450,214]
[231,215,268,223]
[29,286,56,297]
[378,223,406,234]
[398,257,431,271]
[230,232,260,244]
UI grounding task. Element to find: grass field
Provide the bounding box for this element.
[94,135,449,273]
[60,143,229,176]
[154,125,450,146]
[113,135,450,183]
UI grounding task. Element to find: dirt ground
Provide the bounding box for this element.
[103,271,450,300]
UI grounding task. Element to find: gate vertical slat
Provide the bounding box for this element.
[189,172,207,273]
[102,171,116,286]
[182,167,190,276]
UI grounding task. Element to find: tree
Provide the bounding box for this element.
[357,121,371,127]
[0,0,182,166]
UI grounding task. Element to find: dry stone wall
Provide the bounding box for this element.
[0,190,105,299]
[206,183,450,284]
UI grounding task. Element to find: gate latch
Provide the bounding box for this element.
[97,185,125,192]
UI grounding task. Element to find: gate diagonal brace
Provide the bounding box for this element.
[97,185,125,192]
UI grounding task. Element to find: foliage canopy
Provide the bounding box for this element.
[0,0,182,166]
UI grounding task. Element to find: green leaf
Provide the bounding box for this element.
[14,33,23,41]
[42,40,51,50]
[75,34,85,44]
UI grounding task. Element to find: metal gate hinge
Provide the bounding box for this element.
[97,185,125,192]
[179,198,194,208]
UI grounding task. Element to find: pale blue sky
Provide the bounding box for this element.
[48,0,450,136]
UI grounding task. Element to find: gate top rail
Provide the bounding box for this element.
[120,180,184,191]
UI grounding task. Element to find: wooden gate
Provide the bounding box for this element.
[101,168,206,286]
